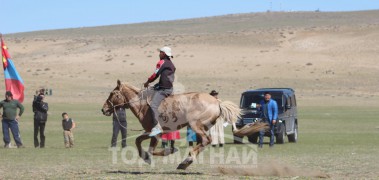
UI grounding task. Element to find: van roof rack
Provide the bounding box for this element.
[256,88,295,92]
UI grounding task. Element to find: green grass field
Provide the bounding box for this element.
[0,103,378,179]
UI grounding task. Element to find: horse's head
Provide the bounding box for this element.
[101,80,127,116]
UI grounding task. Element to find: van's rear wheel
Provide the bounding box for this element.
[276,123,285,144]
[288,124,298,143]
[248,133,258,144]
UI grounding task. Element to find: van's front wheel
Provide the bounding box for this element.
[276,123,285,144]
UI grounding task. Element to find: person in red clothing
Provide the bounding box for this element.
[144,47,176,137]
[161,130,180,154]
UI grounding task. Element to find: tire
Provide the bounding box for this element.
[276,123,285,144]
[288,124,298,143]
[248,133,258,144]
[233,135,244,144]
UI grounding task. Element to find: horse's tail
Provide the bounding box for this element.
[219,100,242,125]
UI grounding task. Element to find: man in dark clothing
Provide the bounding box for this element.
[144,46,176,137]
[0,91,25,148]
[258,92,278,148]
[111,107,127,148]
[33,94,49,148]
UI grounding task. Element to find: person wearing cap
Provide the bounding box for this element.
[144,46,176,137]
[258,92,278,148]
[0,91,25,148]
[209,90,225,147]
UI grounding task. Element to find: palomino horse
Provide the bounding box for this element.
[102,80,242,170]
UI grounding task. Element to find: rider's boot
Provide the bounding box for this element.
[149,123,162,137]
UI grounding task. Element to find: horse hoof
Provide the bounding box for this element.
[144,158,151,165]
[142,152,151,165]
[176,163,187,170]
[163,148,171,156]
[171,147,178,154]
[177,158,193,170]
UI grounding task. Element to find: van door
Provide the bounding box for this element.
[284,94,293,133]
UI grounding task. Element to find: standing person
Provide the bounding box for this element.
[62,112,76,148]
[32,94,48,148]
[161,130,180,154]
[187,126,200,148]
[209,90,225,148]
[34,89,45,99]
[111,107,127,148]
[143,46,176,137]
[0,91,24,148]
[258,92,278,148]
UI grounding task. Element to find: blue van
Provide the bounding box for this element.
[233,88,298,144]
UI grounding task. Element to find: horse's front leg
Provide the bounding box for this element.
[149,134,172,156]
[135,133,152,164]
[149,135,166,156]
[148,136,158,154]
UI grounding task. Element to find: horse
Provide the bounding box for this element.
[101,80,244,170]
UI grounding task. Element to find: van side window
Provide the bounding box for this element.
[286,95,291,108]
[291,95,297,106]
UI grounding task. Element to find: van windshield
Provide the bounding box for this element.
[240,92,283,110]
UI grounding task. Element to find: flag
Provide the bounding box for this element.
[1,36,24,102]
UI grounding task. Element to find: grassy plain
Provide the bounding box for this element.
[0,104,378,179]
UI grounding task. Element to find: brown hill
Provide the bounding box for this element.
[3,10,379,106]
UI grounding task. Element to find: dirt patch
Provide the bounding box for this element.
[216,161,329,178]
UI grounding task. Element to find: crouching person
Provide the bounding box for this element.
[62,112,75,148]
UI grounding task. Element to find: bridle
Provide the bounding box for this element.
[107,87,149,110]
[106,87,150,130]
[107,91,128,110]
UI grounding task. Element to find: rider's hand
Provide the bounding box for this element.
[272,120,276,124]
[16,115,20,121]
[144,81,149,88]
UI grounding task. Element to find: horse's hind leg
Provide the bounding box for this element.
[177,125,211,170]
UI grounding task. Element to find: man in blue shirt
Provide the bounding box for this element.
[258,92,278,148]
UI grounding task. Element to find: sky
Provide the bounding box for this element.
[1,0,379,34]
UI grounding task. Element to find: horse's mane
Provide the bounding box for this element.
[120,83,140,94]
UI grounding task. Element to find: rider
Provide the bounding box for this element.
[144,46,176,137]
